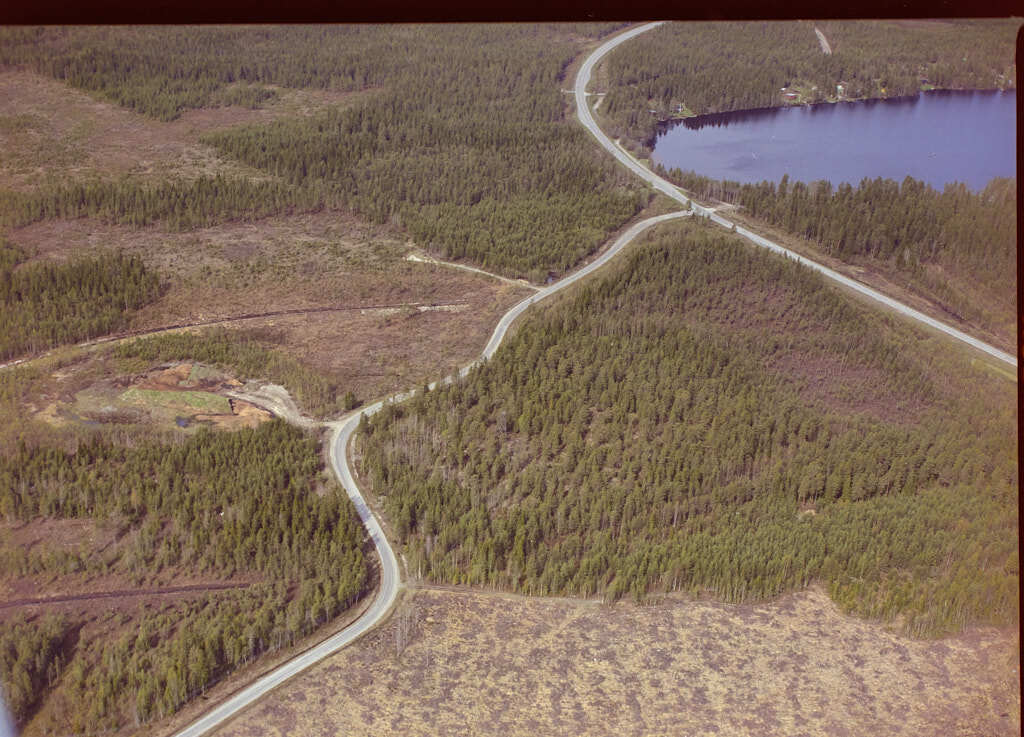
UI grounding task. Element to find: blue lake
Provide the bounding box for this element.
[650,90,1016,191]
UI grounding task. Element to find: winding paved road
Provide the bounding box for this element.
[174,212,690,737]
[175,20,1017,737]
[172,177,690,737]
[576,22,1016,370]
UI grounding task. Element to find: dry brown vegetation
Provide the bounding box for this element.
[7,207,532,406]
[215,587,1020,737]
[0,69,377,191]
[9,209,513,315]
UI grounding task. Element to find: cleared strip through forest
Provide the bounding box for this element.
[577,22,1017,371]
[0,583,251,610]
[0,300,467,371]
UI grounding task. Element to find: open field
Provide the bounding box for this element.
[217,587,1020,737]
[21,359,272,435]
[6,208,533,409]
[121,387,232,414]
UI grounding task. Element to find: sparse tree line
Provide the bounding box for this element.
[0,421,368,730]
[0,238,163,360]
[357,221,1017,637]
[662,170,1016,340]
[600,20,1017,145]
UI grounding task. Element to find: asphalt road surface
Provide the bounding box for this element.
[576,23,1016,370]
[171,176,690,737]
[174,20,1016,737]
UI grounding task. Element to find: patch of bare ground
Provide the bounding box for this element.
[217,587,1020,737]
[232,285,526,404]
[24,358,274,433]
[8,210,505,325]
[0,69,378,189]
[7,210,531,404]
[0,518,115,560]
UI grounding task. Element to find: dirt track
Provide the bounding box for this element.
[0,582,251,610]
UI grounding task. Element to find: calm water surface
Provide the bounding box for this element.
[651,90,1015,191]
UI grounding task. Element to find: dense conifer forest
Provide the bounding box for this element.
[662,171,1016,340]
[0,175,323,232]
[0,24,643,282]
[0,239,163,360]
[198,25,643,280]
[357,220,1017,637]
[600,20,1017,145]
[0,25,616,122]
[0,21,1018,732]
[0,420,367,729]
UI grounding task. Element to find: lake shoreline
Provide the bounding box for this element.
[646,88,1015,192]
[644,87,1017,150]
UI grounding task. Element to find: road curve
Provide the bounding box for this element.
[576,22,1017,370]
[172,215,691,737]
[166,23,1017,735]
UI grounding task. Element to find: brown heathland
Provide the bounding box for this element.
[0,69,376,190]
[8,210,532,404]
[216,587,1020,737]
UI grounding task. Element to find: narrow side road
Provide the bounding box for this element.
[815,27,832,55]
[405,253,540,291]
[576,22,1017,370]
